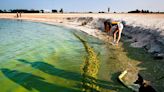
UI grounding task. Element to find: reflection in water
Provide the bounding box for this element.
[73,33,100,92]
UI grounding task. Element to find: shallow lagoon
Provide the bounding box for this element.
[0,19,117,92]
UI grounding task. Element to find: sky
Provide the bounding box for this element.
[0,0,164,12]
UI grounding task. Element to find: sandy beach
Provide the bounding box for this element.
[1,13,163,55]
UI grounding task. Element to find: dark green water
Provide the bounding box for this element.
[0,19,116,92]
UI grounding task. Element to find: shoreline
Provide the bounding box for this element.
[0,16,112,43]
[0,13,164,58]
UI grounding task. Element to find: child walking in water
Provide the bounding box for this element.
[104,19,124,45]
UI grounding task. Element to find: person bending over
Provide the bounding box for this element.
[104,19,124,45]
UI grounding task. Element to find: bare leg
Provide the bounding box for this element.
[116,30,122,44]
[104,22,108,32]
[106,25,110,33]
[113,30,119,43]
[108,27,112,35]
[106,25,111,34]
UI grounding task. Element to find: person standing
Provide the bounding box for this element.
[19,12,21,18]
[16,12,19,18]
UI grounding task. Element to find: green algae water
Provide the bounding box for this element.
[0,19,134,92]
[0,19,104,92]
